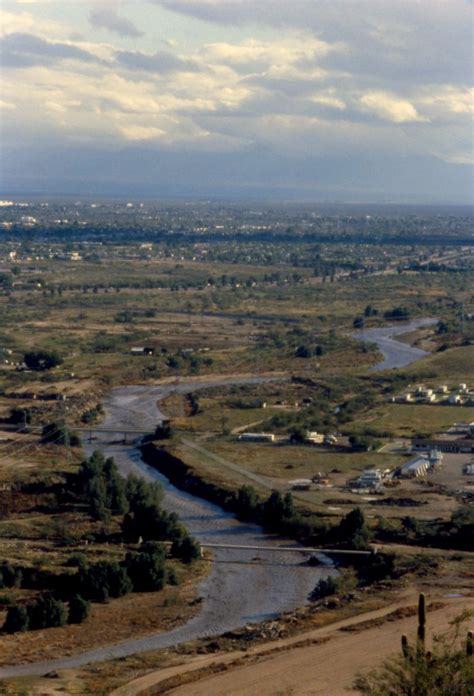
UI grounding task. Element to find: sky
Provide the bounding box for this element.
[0,0,473,202]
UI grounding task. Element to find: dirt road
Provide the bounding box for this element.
[111,594,473,696]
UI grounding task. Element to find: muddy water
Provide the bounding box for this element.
[354,318,437,370]
[0,376,333,678]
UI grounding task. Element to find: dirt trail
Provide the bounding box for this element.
[111,593,473,696]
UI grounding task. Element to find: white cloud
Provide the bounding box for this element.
[0,8,64,37]
[359,91,428,123]
[421,87,474,115]
[118,124,166,140]
[309,93,346,110]
[0,1,471,180]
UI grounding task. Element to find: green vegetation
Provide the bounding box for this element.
[42,420,81,446]
[23,350,63,371]
[0,451,201,634]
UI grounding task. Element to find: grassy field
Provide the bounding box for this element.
[345,403,474,437]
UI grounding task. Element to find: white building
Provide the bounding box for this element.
[239,432,275,443]
[401,455,430,478]
[355,468,383,489]
[306,431,324,444]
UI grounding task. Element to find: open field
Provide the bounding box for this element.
[169,437,460,522]
[345,403,474,438]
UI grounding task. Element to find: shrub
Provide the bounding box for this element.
[77,561,132,602]
[27,594,67,629]
[171,533,201,563]
[154,423,174,440]
[166,566,179,586]
[309,576,339,601]
[3,604,29,633]
[124,542,167,592]
[41,421,81,447]
[24,350,62,371]
[68,595,90,624]
[0,561,22,589]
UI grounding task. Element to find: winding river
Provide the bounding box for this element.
[353,317,437,370]
[0,323,435,678]
[0,377,332,678]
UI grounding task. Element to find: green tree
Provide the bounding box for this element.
[0,561,22,589]
[171,532,201,563]
[9,407,32,426]
[78,561,132,603]
[68,595,91,624]
[262,491,296,531]
[235,485,259,521]
[24,350,62,371]
[124,542,167,591]
[27,595,67,629]
[336,507,370,550]
[41,421,81,446]
[4,604,29,633]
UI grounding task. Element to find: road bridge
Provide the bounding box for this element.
[200,542,374,557]
[23,425,152,444]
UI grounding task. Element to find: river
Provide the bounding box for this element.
[0,321,436,678]
[0,376,332,678]
[353,317,437,370]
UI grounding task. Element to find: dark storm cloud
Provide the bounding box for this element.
[0,32,102,69]
[89,6,143,38]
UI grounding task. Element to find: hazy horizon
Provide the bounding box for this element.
[1,0,473,204]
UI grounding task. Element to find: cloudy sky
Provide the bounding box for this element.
[1,0,472,202]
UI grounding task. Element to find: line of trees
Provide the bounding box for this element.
[234,487,371,551]
[2,452,201,634]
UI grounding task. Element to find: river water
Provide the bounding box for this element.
[0,322,435,677]
[353,317,437,370]
[0,376,331,678]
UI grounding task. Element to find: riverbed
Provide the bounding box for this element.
[353,317,437,370]
[0,376,331,678]
[0,322,437,678]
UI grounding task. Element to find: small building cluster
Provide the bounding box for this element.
[392,383,473,406]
